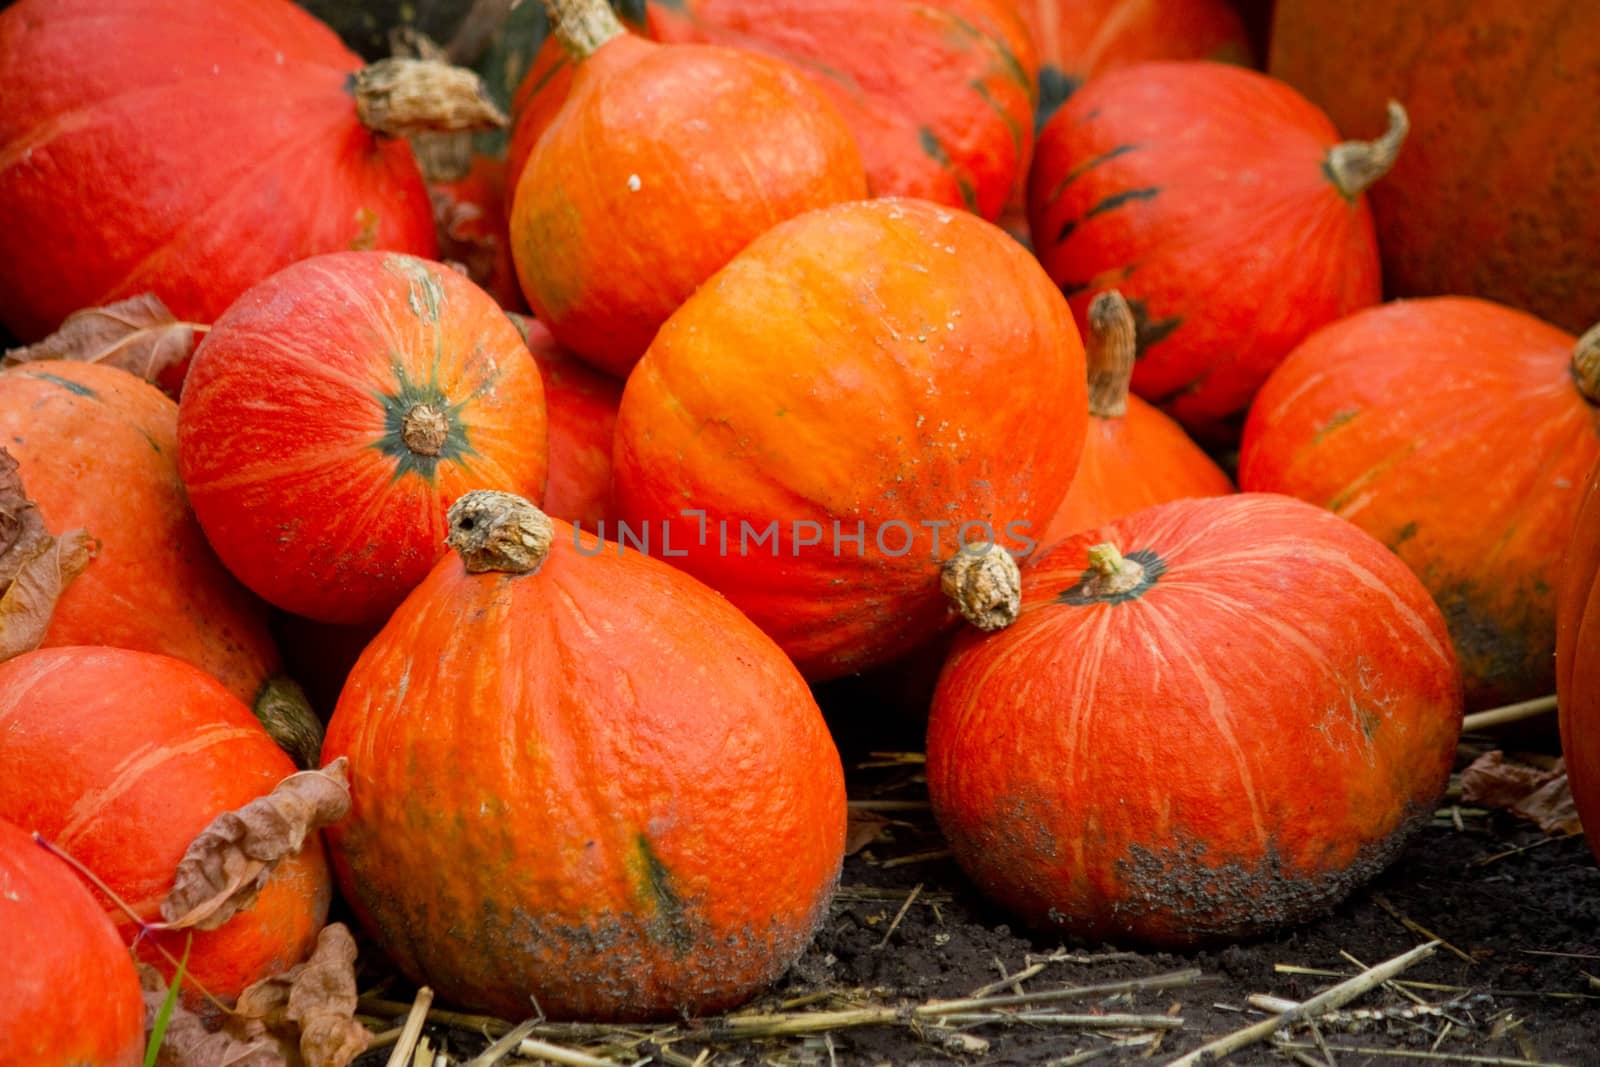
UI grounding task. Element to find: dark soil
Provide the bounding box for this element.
[351,705,1600,1066]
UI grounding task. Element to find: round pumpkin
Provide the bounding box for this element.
[1038,289,1233,550]
[1558,447,1600,863]
[1013,0,1252,130]
[1239,298,1600,712]
[177,250,548,626]
[927,493,1463,946]
[1027,60,1404,443]
[0,646,333,1004]
[508,0,868,378]
[0,0,508,354]
[1269,1,1600,336]
[0,817,145,1067]
[321,491,847,1021]
[511,313,622,528]
[612,196,1087,681]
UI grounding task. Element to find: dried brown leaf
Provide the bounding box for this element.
[235,924,371,1067]
[1511,771,1583,836]
[160,759,352,931]
[0,448,96,663]
[1460,750,1582,835]
[139,964,289,1067]
[845,810,893,856]
[3,293,199,385]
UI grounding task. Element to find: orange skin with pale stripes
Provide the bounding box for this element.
[1239,297,1600,711]
[178,251,549,626]
[321,519,847,1022]
[0,818,144,1067]
[0,0,436,347]
[1557,458,1600,864]
[1026,61,1383,444]
[0,361,280,707]
[927,494,1462,947]
[0,647,332,1007]
[612,197,1087,682]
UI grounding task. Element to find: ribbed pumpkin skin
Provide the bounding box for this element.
[0,362,279,705]
[509,26,868,378]
[1239,298,1600,711]
[612,197,1087,681]
[0,647,333,1003]
[0,818,144,1067]
[0,0,437,345]
[643,0,1037,221]
[927,494,1462,946]
[1012,0,1252,129]
[1558,458,1600,863]
[522,317,622,529]
[1269,1,1600,335]
[1040,397,1233,551]
[177,251,548,626]
[321,522,848,1022]
[1026,61,1383,443]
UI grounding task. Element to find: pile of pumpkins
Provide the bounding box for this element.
[1,0,1596,1062]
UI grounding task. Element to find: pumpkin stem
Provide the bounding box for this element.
[353,57,509,138]
[252,675,325,771]
[402,404,451,457]
[447,490,555,575]
[545,0,628,61]
[940,545,1023,632]
[1084,542,1146,596]
[1325,100,1410,200]
[386,29,476,183]
[1086,290,1137,418]
[1573,323,1600,404]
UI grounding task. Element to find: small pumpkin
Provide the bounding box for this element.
[508,0,868,378]
[1027,61,1405,443]
[1239,298,1600,711]
[321,491,847,1021]
[1038,289,1233,551]
[177,250,548,626]
[1558,451,1600,862]
[0,646,333,1004]
[927,493,1462,946]
[0,0,508,354]
[0,817,145,1067]
[1269,0,1600,335]
[612,196,1087,681]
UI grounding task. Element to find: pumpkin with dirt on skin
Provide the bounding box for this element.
[927,493,1463,946]
[0,646,334,1006]
[0,817,145,1067]
[1239,298,1600,712]
[612,196,1088,682]
[0,0,507,369]
[1027,60,1406,444]
[1558,452,1600,864]
[321,491,848,1021]
[177,250,549,627]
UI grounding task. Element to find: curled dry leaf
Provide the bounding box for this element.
[1459,750,1582,836]
[0,448,95,663]
[234,923,372,1067]
[431,188,500,289]
[2,292,200,387]
[844,809,893,856]
[139,964,287,1067]
[160,758,352,931]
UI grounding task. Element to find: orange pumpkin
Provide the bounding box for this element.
[508,0,868,378]
[927,494,1462,945]
[0,646,333,1004]
[1240,298,1600,711]
[177,251,548,626]
[0,817,144,1067]
[612,197,1087,681]
[1558,447,1600,862]
[321,491,847,1020]
[428,152,527,313]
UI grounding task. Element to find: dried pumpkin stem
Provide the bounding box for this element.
[1573,323,1600,403]
[402,404,450,457]
[447,490,555,575]
[353,57,508,137]
[1325,100,1410,199]
[1085,290,1137,418]
[252,675,325,770]
[940,545,1022,632]
[544,0,627,61]
[1083,542,1145,596]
